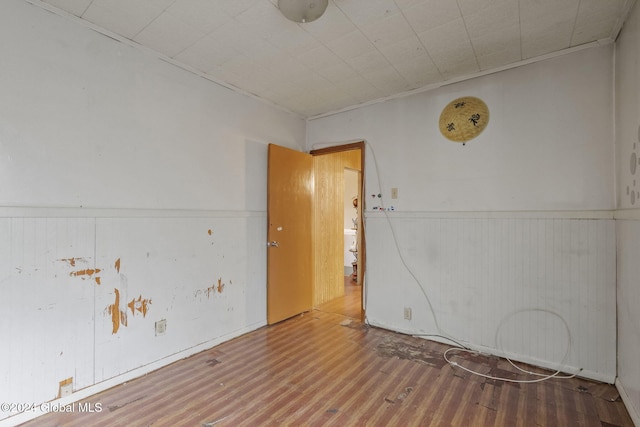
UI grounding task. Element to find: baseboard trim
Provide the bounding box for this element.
[616,378,640,427]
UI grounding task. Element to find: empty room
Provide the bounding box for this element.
[1,0,639,426]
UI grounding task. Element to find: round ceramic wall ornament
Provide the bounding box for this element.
[438,96,490,145]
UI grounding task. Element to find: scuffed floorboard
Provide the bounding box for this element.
[19,309,633,426]
[17,310,633,427]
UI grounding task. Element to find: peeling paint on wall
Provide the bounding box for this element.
[105,264,152,335]
[69,268,102,278]
[58,257,88,267]
[107,288,127,334]
[127,295,151,317]
[59,257,103,284]
[106,289,153,334]
[207,229,213,236]
[69,268,102,285]
[196,277,231,300]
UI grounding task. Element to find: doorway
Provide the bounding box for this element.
[310,142,364,320]
[266,142,365,325]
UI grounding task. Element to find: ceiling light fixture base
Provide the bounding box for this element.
[278,0,328,23]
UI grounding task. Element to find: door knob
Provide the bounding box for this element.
[268,241,279,247]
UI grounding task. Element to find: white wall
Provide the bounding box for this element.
[308,45,617,383]
[615,1,640,423]
[0,1,306,424]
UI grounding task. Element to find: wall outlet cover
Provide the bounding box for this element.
[155,319,167,336]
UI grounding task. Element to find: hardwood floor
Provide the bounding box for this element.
[315,275,362,320]
[20,278,633,426]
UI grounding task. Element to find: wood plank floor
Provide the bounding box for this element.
[20,278,633,426]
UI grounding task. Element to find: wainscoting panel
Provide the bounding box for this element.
[364,214,616,382]
[0,211,267,425]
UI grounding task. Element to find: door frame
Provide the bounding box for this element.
[310,141,366,320]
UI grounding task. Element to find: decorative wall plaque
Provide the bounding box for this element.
[439,96,490,145]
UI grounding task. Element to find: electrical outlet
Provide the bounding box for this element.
[155,319,166,336]
[404,307,412,320]
[391,188,398,199]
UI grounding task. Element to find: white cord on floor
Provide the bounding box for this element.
[443,347,582,383]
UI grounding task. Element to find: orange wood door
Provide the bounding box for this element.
[267,144,313,324]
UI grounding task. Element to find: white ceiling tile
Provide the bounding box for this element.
[82,0,175,39]
[295,45,344,70]
[286,73,334,97]
[476,46,521,70]
[571,0,628,44]
[215,0,263,18]
[470,24,520,58]
[261,82,301,104]
[418,18,476,59]
[302,4,357,43]
[43,0,92,17]
[522,32,571,59]
[133,12,206,58]
[394,0,430,9]
[266,57,314,85]
[35,0,634,117]
[519,0,579,58]
[316,62,360,84]
[576,0,627,20]
[326,30,376,60]
[235,1,291,40]
[164,0,231,34]
[268,25,322,56]
[206,66,251,90]
[457,0,516,16]
[437,56,480,78]
[362,66,412,95]
[215,54,258,80]
[359,11,415,47]
[462,0,519,38]
[401,0,461,33]
[332,75,380,96]
[206,19,263,54]
[521,20,574,58]
[394,55,443,86]
[239,39,282,61]
[377,35,427,64]
[519,0,580,19]
[571,18,618,46]
[173,34,242,72]
[346,50,391,74]
[333,0,400,25]
[418,18,479,77]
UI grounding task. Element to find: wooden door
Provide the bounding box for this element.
[267,144,313,324]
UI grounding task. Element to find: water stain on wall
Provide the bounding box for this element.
[114,258,121,273]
